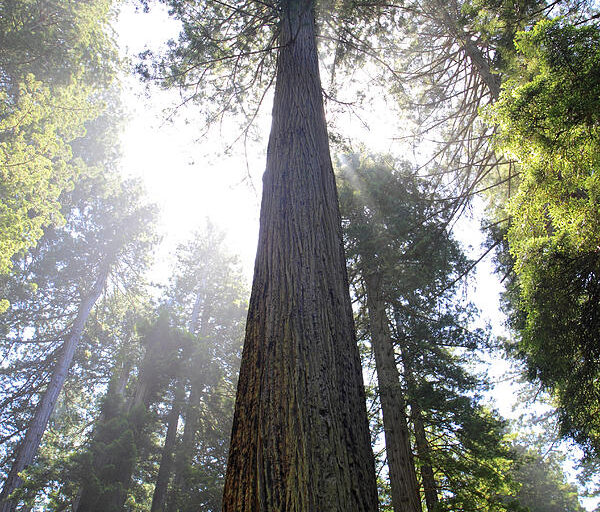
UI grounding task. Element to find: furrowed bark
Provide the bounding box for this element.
[364,272,421,512]
[0,263,110,512]
[221,1,378,510]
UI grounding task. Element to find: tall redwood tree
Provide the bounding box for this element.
[219,1,379,510]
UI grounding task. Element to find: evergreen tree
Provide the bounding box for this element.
[0,171,157,512]
[148,1,428,508]
[75,314,184,512]
[511,446,586,512]
[161,224,247,512]
[71,224,248,512]
[338,153,518,511]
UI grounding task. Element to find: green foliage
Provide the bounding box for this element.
[71,315,185,512]
[0,76,97,275]
[162,224,247,512]
[0,0,117,87]
[0,169,158,490]
[53,226,248,512]
[0,0,118,275]
[511,446,586,512]
[488,19,600,458]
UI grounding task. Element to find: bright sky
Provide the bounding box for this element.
[114,3,597,508]
[115,3,264,281]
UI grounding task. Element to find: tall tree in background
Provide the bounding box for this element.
[161,225,247,512]
[338,156,423,512]
[71,224,247,512]
[338,154,518,511]
[75,314,183,512]
[510,446,586,512]
[0,170,157,512]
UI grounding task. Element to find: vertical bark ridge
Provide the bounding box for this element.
[222,1,378,510]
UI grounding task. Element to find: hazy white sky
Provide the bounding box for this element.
[115,3,265,282]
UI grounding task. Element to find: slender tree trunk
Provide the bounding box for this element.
[221,2,378,511]
[166,288,210,512]
[151,384,185,512]
[410,403,438,512]
[363,272,421,512]
[0,264,110,512]
[397,334,439,512]
[434,0,501,100]
[165,383,201,512]
[72,358,132,512]
[189,276,207,335]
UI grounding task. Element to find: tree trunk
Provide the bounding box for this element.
[166,384,201,512]
[363,272,421,512]
[151,384,184,512]
[397,332,438,512]
[72,358,133,512]
[221,2,378,511]
[411,403,438,512]
[76,321,165,512]
[166,288,210,512]
[434,0,501,100]
[0,263,109,512]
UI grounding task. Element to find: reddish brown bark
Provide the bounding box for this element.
[221,1,378,511]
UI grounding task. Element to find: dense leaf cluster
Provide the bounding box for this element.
[489,19,600,459]
[0,0,118,277]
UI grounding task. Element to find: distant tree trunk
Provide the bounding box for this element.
[0,263,110,512]
[364,272,421,512]
[166,288,210,512]
[398,336,439,512]
[221,2,378,511]
[434,0,501,99]
[411,404,438,512]
[76,321,165,512]
[165,384,200,512]
[151,384,184,512]
[72,357,133,512]
[188,276,207,335]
